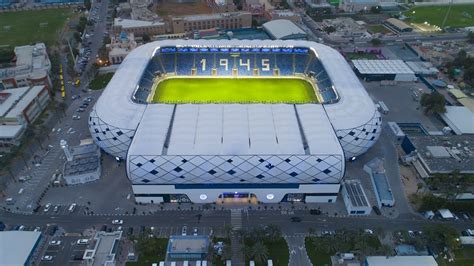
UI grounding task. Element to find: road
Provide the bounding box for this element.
[2,209,472,235]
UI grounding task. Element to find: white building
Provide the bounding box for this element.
[440,106,474,135]
[341,180,372,215]
[88,40,381,204]
[339,0,379,12]
[0,43,52,90]
[262,19,307,40]
[0,231,42,266]
[364,157,395,207]
[83,231,122,266]
[353,60,417,82]
[0,85,50,151]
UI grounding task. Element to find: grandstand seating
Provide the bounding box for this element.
[136,47,340,103]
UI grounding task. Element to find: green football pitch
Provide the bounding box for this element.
[151,77,318,104]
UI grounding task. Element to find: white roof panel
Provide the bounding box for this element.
[296,104,343,155]
[352,60,414,75]
[262,19,306,39]
[154,104,309,156]
[440,106,474,135]
[222,105,250,155]
[128,104,174,156]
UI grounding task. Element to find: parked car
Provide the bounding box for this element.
[72,115,81,120]
[77,239,89,245]
[49,240,61,246]
[372,206,381,215]
[290,217,302,222]
[310,209,321,215]
[42,255,54,261]
[44,203,52,212]
[112,219,123,225]
[193,227,198,236]
[181,226,187,236]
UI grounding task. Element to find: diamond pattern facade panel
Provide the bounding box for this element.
[88,107,136,158]
[128,155,344,185]
[335,111,382,159]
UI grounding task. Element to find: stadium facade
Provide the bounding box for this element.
[89,40,381,204]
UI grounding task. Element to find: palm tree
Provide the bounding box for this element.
[241,245,253,260]
[251,241,269,264]
[264,224,281,241]
[221,244,232,261]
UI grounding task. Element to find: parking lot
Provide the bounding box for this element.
[39,236,87,265]
[363,81,446,132]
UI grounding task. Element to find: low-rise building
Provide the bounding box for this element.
[321,17,370,42]
[365,255,438,266]
[83,231,122,266]
[341,180,372,216]
[166,235,210,262]
[339,0,379,12]
[107,32,138,65]
[364,157,395,208]
[112,18,166,37]
[266,9,301,24]
[62,139,101,185]
[170,11,252,34]
[262,19,307,40]
[0,231,42,266]
[384,18,413,33]
[0,43,52,90]
[352,60,417,82]
[244,0,266,17]
[0,85,50,151]
[408,135,474,175]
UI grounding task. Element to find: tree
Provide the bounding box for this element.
[84,0,91,10]
[142,33,151,43]
[468,31,474,44]
[370,6,381,13]
[264,224,281,241]
[221,244,232,261]
[377,244,394,256]
[241,245,253,260]
[424,224,461,251]
[251,241,269,264]
[420,91,446,114]
[323,26,336,34]
[370,38,382,46]
[416,182,424,193]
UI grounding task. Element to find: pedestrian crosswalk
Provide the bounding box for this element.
[230,209,242,230]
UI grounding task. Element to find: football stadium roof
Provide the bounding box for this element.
[92,40,379,160]
[94,40,376,136]
[128,104,343,156]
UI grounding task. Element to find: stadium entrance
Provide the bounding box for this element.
[217,192,258,204]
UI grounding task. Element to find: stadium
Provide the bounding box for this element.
[89,40,381,204]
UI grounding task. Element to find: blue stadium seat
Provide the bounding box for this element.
[276,54,294,76]
[294,54,310,74]
[176,53,193,75]
[215,54,234,76]
[160,53,176,73]
[255,54,275,76]
[194,53,214,76]
[235,54,254,76]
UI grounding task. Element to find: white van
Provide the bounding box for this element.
[18,188,24,194]
[68,203,77,212]
[6,198,15,205]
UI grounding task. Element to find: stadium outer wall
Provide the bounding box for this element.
[88,39,381,203]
